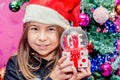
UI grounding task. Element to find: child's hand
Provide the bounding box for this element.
[68,65,78,80]
[76,60,91,80]
[49,56,74,80]
[68,60,91,80]
[49,57,91,80]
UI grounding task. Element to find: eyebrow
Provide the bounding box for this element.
[26,22,59,28]
[50,25,62,29]
[48,25,58,27]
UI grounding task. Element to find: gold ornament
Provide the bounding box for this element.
[115,5,120,15]
[109,12,117,22]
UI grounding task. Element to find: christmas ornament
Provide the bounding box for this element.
[93,6,109,25]
[109,12,118,22]
[116,25,120,32]
[79,13,90,27]
[9,0,20,12]
[9,0,29,12]
[90,7,96,13]
[117,40,120,52]
[100,63,112,77]
[115,5,120,15]
[107,51,118,63]
[116,67,120,76]
[87,41,94,53]
[90,53,106,73]
[103,20,117,33]
[60,27,88,69]
[116,0,120,5]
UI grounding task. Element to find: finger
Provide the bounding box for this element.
[86,68,91,76]
[76,60,92,80]
[58,56,67,65]
[88,60,91,68]
[77,69,86,79]
[69,65,78,80]
[60,61,74,73]
[72,65,77,77]
[62,66,73,73]
[78,68,86,73]
[57,56,67,69]
[78,60,91,73]
[86,60,91,75]
[60,61,73,69]
[77,68,91,79]
[64,73,73,79]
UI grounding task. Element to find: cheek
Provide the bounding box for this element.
[27,33,36,43]
[50,34,59,43]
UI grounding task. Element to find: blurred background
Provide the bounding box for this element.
[0,0,26,68]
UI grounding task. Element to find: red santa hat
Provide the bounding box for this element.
[23,0,80,29]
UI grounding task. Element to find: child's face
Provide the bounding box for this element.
[27,22,60,60]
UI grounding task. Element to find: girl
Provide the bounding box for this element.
[4,0,91,80]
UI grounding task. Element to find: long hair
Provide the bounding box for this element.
[17,22,64,79]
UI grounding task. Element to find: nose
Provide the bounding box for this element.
[38,31,47,41]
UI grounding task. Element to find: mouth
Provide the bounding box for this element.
[37,44,49,50]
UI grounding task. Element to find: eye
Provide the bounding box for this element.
[31,27,38,30]
[48,27,56,32]
[29,26,38,31]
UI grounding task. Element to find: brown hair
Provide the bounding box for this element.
[17,22,64,79]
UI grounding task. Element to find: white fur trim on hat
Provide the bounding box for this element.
[23,4,71,29]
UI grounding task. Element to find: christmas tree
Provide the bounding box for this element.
[80,0,120,79]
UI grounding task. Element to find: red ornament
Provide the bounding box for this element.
[87,42,94,53]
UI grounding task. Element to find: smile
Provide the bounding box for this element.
[37,44,49,50]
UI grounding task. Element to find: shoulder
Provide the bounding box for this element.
[9,55,18,61]
[4,55,22,80]
[6,55,18,69]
